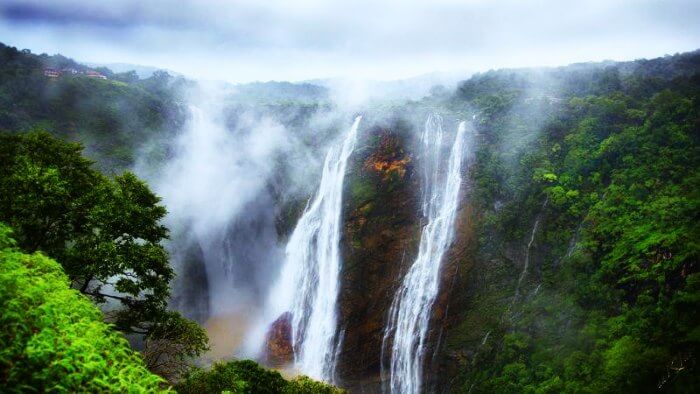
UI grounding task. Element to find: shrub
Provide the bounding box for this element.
[285,376,345,393]
[0,224,168,392]
[175,362,247,393]
[175,360,345,393]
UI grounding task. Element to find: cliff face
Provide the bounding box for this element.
[334,121,480,391]
[169,239,210,323]
[335,124,420,389]
[424,199,477,390]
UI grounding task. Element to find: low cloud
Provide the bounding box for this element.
[1,0,698,82]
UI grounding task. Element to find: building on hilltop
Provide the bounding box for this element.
[85,70,107,79]
[43,68,60,78]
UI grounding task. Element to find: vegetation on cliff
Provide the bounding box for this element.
[443,51,700,392]
[0,131,179,336]
[176,360,343,394]
[0,131,210,385]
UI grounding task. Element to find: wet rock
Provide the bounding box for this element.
[336,124,421,389]
[170,240,209,323]
[335,122,478,391]
[264,312,294,367]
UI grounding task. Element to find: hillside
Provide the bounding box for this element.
[434,49,700,392]
[0,43,191,171]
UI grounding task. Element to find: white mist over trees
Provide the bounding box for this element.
[137,83,298,327]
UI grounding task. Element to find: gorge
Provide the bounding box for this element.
[0,39,698,393]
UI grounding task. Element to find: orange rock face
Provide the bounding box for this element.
[264,312,294,367]
[364,133,412,181]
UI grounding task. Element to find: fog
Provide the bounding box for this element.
[130,77,379,360]
[135,84,285,322]
[2,0,699,82]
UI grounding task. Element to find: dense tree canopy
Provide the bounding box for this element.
[444,50,700,393]
[0,131,173,334]
[175,360,343,394]
[0,43,186,170]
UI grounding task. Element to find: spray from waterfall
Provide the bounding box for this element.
[383,115,469,394]
[138,83,311,358]
[262,116,362,382]
[149,89,288,314]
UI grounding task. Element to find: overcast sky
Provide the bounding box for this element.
[1,0,699,83]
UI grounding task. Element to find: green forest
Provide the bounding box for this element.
[439,52,700,392]
[0,38,699,393]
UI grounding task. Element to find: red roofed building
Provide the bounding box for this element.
[85,70,107,79]
[44,68,60,78]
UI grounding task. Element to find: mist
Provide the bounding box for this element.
[134,85,268,313]
[131,77,387,360]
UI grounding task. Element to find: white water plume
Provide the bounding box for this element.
[141,84,291,322]
[261,116,362,382]
[383,115,469,394]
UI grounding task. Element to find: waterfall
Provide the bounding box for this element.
[513,197,548,302]
[513,218,540,300]
[383,115,468,394]
[265,116,362,382]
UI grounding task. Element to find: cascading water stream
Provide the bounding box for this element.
[264,116,362,382]
[383,115,468,394]
[512,197,547,303]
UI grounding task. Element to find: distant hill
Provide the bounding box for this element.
[84,62,182,79]
[0,42,189,170]
[308,70,473,102]
[230,80,329,103]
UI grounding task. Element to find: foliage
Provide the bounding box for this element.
[0,131,174,334]
[0,42,186,170]
[0,223,168,392]
[224,360,287,393]
[285,376,345,393]
[142,311,210,382]
[447,50,700,392]
[175,362,247,393]
[175,360,342,393]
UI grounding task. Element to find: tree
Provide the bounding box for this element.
[114,70,140,84]
[174,360,344,394]
[142,311,209,382]
[0,131,172,334]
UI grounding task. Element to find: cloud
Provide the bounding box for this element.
[0,0,699,82]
